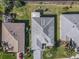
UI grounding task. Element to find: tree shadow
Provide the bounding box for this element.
[54,15,60,47]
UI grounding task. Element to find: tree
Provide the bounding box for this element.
[2,0,14,14]
[15,0,26,8]
[2,0,26,13]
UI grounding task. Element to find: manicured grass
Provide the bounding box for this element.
[0,52,16,59]
[0,2,4,12]
[3,54,16,59]
[25,54,33,59]
[0,51,33,59]
[43,46,76,59]
[13,6,29,20]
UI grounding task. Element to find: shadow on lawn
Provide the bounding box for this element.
[51,14,61,59]
[54,14,60,47]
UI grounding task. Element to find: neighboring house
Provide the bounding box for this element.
[1,13,25,53]
[2,23,25,52]
[60,13,79,48]
[31,12,55,59]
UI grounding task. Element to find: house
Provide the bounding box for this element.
[1,13,25,53]
[2,23,25,52]
[60,13,79,48]
[31,12,55,59]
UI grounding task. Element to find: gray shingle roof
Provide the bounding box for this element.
[63,14,79,30]
[32,17,55,43]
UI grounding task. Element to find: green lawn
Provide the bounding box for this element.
[0,51,33,59]
[2,54,16,59]
[24,54,33,59]
[0,52,16,59]
[0,1,4,12]
[13,6,29,20]
[43,46,76,59]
